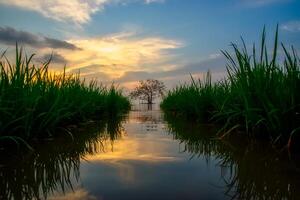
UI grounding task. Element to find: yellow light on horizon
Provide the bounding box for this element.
[56,33,182,80]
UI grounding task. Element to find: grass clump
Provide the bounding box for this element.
[161,26,300,147]
[161,71,228,122]
[0,46,130,143]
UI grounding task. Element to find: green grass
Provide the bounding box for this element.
[161,26,300,148]
[0,45,130,144]
[161,71,228,122]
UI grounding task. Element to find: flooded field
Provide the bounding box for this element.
[1,104,299,200]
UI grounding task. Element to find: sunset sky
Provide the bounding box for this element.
[0,0,299,89]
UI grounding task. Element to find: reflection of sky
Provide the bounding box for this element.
[84,111,180,162]
[47,106,300,200]
[75,109,229,200]
[80,160,227,200]
[49,188,97,200]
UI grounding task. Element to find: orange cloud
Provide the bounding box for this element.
[59,32,183,79]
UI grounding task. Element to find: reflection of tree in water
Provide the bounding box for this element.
[0,116,126,200]
[131,108,164,132]
[164,114,300,200]
[138,114,159,132]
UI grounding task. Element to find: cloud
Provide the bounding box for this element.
[145,0,165,3]
[240,0,290,7]
[55,35,226,89]
[0,0,108,25]
[0,26,79,50]
[208,53,222,60]
[0,0,165,25]
[117,55,227,83]
[60,32,183,78]
[103,53,228,90]
[35,52,68,64]
[0,27,183,87]
[280,21,300,32]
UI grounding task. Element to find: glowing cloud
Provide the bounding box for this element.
[60,32,183,78]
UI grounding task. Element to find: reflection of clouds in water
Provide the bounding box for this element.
[76,108,232,199]
[104,160,137,185]
[49,188,98,200]
[82,109,183,186]
[84,133,180,162]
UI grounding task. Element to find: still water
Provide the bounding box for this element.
[1,104,300,200]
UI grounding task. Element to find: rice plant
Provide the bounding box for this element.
[160,71,228,122]
[218,25,300,146]
[161,26,300,148]
[0,45,130,145]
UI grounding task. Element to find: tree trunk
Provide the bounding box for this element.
[148,91,153,104]
[147,95,152,104]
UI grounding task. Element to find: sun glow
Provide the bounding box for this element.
[58,32,182,79]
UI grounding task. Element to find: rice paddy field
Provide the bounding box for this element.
[161,27,300,150]
[0,46,130,149]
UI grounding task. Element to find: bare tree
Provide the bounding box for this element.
[130,79,166,104]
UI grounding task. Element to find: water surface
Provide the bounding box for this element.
[1,104,299,200]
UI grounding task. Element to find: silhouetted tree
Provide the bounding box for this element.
[130,79,165,104]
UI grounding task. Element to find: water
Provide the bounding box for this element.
[1,104,300,200]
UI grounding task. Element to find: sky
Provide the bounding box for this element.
[0,0,299,90]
